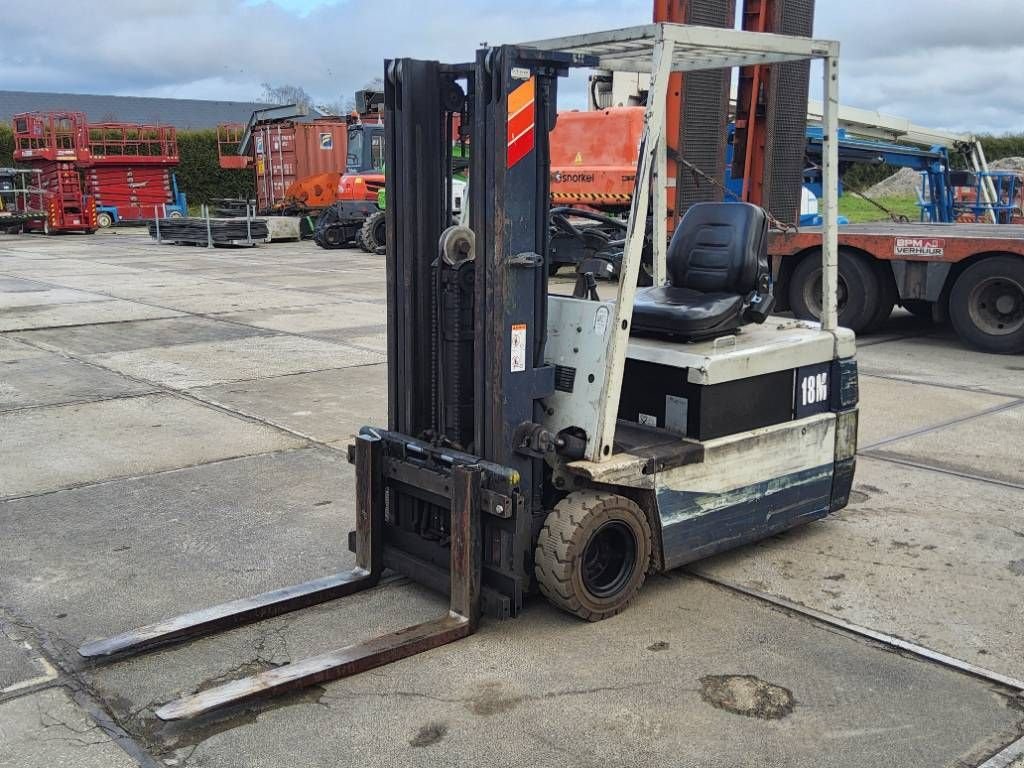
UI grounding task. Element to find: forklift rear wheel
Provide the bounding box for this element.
[96,212,114,229]
[949,255,1024,354]
[359,211,386,253]
[535,491,652,622]
[788,248,880,333]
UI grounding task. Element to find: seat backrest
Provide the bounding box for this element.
[666,202,768,294]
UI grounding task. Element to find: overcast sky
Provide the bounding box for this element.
[3,0,1023,134]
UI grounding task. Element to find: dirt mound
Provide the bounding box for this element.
[864,167,922,198]
[988,156,1024,172]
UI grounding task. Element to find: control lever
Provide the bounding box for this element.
[744,273,775,324]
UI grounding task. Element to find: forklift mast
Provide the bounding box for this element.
[384,49,571,617]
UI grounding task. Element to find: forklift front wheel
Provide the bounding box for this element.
[535,491,652,622]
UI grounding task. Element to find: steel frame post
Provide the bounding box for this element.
[820,50,840,332]
[593,35,675,461]
[653,128,668,286]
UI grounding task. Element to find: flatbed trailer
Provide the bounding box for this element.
[770,222,1024,353]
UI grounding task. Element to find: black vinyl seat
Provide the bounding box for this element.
[632,202,774,342]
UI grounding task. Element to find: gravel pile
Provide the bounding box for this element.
[988,156,1024,172]
[864,167,923,198]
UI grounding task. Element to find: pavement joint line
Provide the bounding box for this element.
[0,610,164,767]
[859,452,1024,492]
[978,735,1024,768]
[855,328,936,347]
[859,398,1024,451]
[0,445,319,505]
[0,390,160,416]
[8,330,378,457]
[859,371,1024,400]
[691,573,1024,692]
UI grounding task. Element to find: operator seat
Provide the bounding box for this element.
[631,202,774,342]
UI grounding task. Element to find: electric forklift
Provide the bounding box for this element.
[79,23,856,721]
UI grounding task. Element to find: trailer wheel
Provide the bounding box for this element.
[535,491,651,622]
[949,256,1024,354]
[358,211,386,253]
[864,260,897,333]
[96,212,113,229]
[788,248,880,333]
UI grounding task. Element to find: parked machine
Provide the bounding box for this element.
[10,112,97,234]
[78,22,856,721]
[218,100,385,228]
[10,112,187,232]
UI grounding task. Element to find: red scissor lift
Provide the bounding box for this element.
[12,112,182,233]
[83,122,182,224]
[12,112,97,233]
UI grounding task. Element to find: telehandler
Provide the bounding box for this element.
[79,22,856,722]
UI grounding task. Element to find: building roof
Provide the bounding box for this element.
[0,90,280,130]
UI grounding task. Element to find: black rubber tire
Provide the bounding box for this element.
[949,256,1024,354]
[788,248,880,333]
[901,299,933,320]
[96,212,114,229]
[318,225,346,250]
[535,491,652,622]
[358,210,386,253]
[864,259,898,333]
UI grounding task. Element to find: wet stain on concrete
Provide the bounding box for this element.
[467,681,524,716]
[699,675,795,720]
[138,662,326,752]
[847,490,870,505]
[823,573,846,581]
[647,641,670,652]
[410,722,448,747]
[1008,559,1024,577]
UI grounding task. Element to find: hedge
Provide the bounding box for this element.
[2,121,1021,200]
[0,124,253,205]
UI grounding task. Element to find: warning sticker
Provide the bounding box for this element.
[510,323,527,372]
[894,238,945,257]
[319,132,333,150]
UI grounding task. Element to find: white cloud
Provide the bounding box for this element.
[1,0,1022,134]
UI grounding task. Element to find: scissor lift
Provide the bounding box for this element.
[80,23,853,721]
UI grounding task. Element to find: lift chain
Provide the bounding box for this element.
[671,150,799,232]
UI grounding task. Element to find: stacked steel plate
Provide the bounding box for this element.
[147,217,268,246]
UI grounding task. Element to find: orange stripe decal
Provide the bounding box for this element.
[507,77,535,118]
[507,106,534,145]
[506,76,536,169]
[507,125,535,169]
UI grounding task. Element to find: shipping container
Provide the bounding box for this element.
[250,119,349,213]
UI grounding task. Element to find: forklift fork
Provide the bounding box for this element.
[78,434,482,721]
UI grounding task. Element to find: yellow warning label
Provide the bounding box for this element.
[550,192,632,202]
[573,152,583,165]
